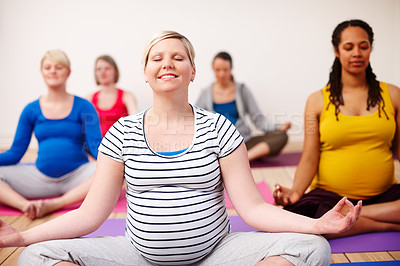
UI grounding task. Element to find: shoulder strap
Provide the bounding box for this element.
[379,82,394,114]
[92,90,100,105]
[116,89,124,105]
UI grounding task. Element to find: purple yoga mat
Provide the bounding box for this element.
[83,216,256,238]
[229,217,400,253]
[249,152,301,168]
[84,218,125,237]
[328,232,400,253]
[229,215,258,232]
[84,217,400,254]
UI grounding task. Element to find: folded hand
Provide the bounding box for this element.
[273,184,301,206]
[0,219,24,248]
[315,197,362,234]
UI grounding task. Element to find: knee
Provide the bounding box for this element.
[268,131,288,156]
[18,244,44,266]
[277,130,288,145]
[18,242,62,266]
[305,235,331,266]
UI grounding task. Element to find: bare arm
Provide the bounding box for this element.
[123,91,138,115]
[220,143,361,234]
[0,153,125,247]
[274,91,323,205]
[388,83,400,161]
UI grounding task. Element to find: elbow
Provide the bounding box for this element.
[76,207,108,234]
[0,156,22,166]
[235,202,272,230]
[300,149,320,166]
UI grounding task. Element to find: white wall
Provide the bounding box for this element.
[0,0,399,148]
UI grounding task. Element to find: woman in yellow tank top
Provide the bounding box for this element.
[274,19,400,238]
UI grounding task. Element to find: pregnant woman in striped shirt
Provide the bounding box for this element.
[1,31,361,266]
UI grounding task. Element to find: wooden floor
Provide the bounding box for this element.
[1,144,400,265]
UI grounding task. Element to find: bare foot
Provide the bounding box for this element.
[22,202,37,219]
[32,199,61,218]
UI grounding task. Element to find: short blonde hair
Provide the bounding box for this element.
[40,49,71,70]
[142,31,195,68]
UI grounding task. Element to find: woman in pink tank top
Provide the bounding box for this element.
[88,55,137,136]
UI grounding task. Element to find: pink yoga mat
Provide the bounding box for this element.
[0,188,127,216]
[224,180,275,209]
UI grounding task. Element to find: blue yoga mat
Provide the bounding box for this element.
[333,262,400,266]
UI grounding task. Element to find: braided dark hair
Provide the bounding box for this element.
[327,19,388,120]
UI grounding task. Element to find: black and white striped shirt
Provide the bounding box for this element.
[99,105,243,265]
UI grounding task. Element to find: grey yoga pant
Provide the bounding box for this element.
[0,162,96,199]
[19,231,331,266]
